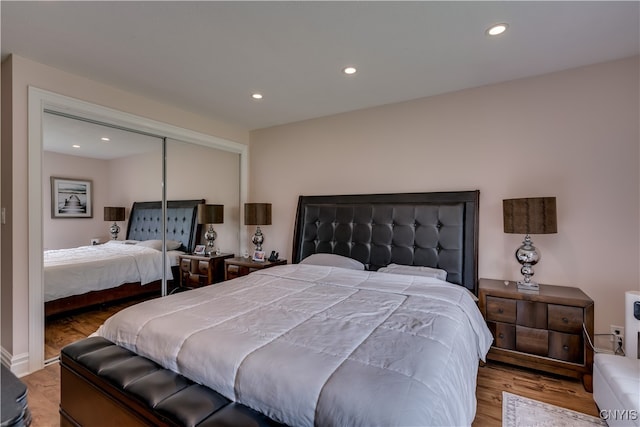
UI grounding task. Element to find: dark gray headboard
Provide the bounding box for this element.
[126,199,205,253]
[292,191,479,294]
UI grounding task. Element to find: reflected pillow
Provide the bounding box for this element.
[377,263,448,281]
[300,253,365,270]
[136,239,182,251]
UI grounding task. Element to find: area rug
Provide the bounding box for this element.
[502,391,607,427]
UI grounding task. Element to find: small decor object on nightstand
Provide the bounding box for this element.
[198,204,224,256]
[252,250,265,262]
[194,245,206,255]
[503,197,557,292]
[104,206,125,240]
[245,203,272,252]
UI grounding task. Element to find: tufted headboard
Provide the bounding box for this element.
[126,199,205,253]
[292,191,479,294]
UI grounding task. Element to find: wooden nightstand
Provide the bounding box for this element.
[178,253,234,289]
[478,278,594,392]
[224,257,287,280]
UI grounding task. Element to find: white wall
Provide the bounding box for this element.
[249,56,640,335]
[43,143,241,254]
[43,151,110,248]
[166,141,241,255]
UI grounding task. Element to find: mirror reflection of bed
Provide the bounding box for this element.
[44,200,205,359]
[42,112,241,360]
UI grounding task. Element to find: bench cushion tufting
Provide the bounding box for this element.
[61,336,283,427]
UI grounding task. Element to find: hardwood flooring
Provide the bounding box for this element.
[44,296,154,360]
[22,300,599,427]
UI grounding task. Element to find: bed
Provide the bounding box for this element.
[44,199,204,317]
[60,190,493,426]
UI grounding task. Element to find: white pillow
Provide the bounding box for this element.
[165,240,182,250]
[377,263,448,281]
[377,263,478,302]
[300,253,365,271]
[136,239,182,251]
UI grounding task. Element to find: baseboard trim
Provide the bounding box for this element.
[1,346,31,377]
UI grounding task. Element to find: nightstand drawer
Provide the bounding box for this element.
[516,325,548,356]
[180,259,191,271]
[486,296,516,323]
[488,321,515,350]
[197,261,210,275]
[186,272,205,286]
[548,304,583,333]
[177,253,234,289]
[516,300,547,329]
[549,331,583,363]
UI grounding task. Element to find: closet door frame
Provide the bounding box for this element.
[27,86,248,372]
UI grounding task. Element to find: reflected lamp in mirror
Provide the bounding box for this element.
[244,203,272,252]
[104,207,125,240]
[197,204,224,255]
[503,197,557,291]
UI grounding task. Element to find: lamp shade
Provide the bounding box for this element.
[104,206,125,222]
[244,203,272,226]
[503,197,557,235]
[197,204,224,224]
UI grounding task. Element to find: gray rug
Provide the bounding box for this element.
[502,391,607,427]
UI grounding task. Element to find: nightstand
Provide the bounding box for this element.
[178,253,234,289]
[224,257,287,280]
[478,278,594,392]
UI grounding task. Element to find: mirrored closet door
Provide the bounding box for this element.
[30,87,248,371]
[42,111,164,361]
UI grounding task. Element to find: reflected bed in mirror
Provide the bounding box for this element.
[44,199,204,317]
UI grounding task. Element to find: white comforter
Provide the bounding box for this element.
[44,241,176,302]
[97,264,493,427]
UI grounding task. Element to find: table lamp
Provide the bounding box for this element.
[503,197,557,291]
[197,204,224,255]
[104,207,125,240]
[244,203,272,252]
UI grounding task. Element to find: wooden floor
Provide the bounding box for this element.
[22,299,599,427]
[44,296,148,360]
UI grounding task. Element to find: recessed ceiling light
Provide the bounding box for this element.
[72,144,80,148]
[251,93,263,100]
[101,137,110,142]
[486,23,508,36]
[343,66,357,75]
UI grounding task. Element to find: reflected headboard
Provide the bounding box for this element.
[292,191,479,294]
[126,199,205,253]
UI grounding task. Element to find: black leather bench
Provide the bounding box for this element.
[60,336,284,427]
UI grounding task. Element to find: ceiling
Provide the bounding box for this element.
[43,112,163,160]
[2,1,639,134]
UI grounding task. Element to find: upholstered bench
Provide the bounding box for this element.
[594,353,640,427]
[60,336,284,427]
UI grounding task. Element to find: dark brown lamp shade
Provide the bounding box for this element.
[503,197,557,234]
[104,207,125,222]
[245,203,272,226]
[197,204,224,224]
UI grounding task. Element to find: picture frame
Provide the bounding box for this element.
[194,245,206,255]
[51,177,93,218]
[252,250,266,262]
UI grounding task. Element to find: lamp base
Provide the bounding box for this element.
[109,222,120,240]
[517,280,540,292]
[252,226,264,252]
[205,226,217,256]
